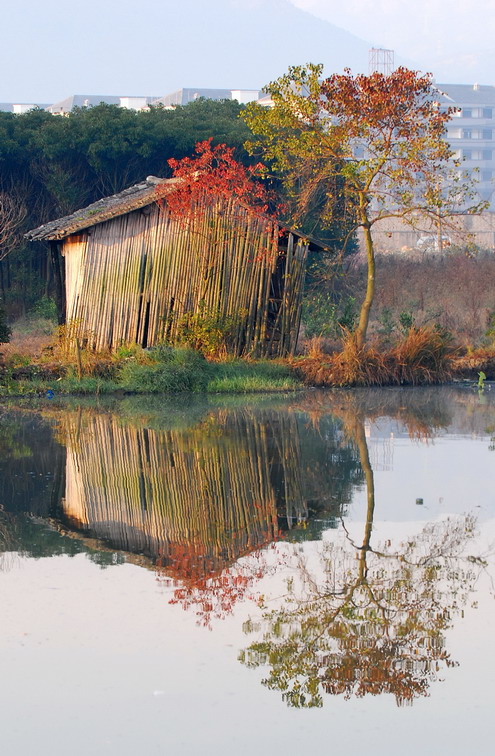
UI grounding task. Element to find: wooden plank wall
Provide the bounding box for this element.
[62,200,309,356]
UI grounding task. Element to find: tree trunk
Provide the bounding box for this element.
[355,219,375,349]
[354,417,375,582]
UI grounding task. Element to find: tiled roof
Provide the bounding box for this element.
[26,177,178,241]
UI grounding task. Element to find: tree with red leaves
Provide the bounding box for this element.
[164,138,273,220]
[244,65,484,347]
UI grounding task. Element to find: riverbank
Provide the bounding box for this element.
[1,331,493,397]
[290,339,495,388]
[0,347,300,397]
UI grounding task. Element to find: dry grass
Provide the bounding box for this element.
[293,327,456,387]
[391,327,455,385]
[308,252,495,349]
[451,347,495,379]
[0,323,53,361]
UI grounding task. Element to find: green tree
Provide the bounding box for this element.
[243,64,484,347]
[0,100,252,314]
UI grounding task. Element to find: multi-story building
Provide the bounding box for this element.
[437,83,495,207]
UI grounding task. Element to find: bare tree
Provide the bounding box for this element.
[0,190,27,261]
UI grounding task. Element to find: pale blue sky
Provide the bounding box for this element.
[293,0,495,84]
[1,0,493,104]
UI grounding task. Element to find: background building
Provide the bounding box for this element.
[153,87,261,108]
[439,83,495,206]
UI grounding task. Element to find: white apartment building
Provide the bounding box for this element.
[438,83,495,207]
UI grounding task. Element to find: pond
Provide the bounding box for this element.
[1,386,494,755]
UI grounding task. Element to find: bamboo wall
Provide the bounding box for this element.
[62,199,309,356]
[60,410,286,578]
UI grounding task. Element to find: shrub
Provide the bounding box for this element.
[28,297,57,321]
[293,332,390,387]
[484,312,495,346]
[117,347,211,393]
[175,305,246,357]
[293,327,455,387]
[302,292,357,340]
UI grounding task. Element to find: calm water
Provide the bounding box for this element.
[1,387,494,755]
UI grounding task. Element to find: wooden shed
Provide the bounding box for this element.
[27,177,328,356]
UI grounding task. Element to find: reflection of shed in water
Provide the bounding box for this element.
[55,405,362,579]
[61,410,285,578]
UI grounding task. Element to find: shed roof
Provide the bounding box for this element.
[25,177,331,251]
[25,177,179,242]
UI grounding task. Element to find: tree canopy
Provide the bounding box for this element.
[243,64,484,346]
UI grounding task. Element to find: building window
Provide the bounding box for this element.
[462,108,472,118]
[482,129,492,140]
[463,129,472,138]
[463,150,472,159]
[483,108,493,118]
[483,149,492,160]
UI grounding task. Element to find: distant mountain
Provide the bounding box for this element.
[155,0,374,91]
[2,0,398,102]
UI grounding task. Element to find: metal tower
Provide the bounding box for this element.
[369,48,395,76]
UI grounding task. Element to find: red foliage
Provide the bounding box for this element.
[156,539,284,629]
[161,138,276,220]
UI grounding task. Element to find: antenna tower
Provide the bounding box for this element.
[369,48,395,76]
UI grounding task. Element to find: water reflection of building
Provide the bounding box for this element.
[58,408,360,579]
[62,411,279,577]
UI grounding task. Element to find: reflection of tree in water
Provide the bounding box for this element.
[241,516,480,707]
[240,394,490,707]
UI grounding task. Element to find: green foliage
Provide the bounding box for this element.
[399,311,414,333]
[338,296,357,332]
[378,308,395,336]
[302,292,356,339]
[28,297,57,321]
[118,347,211,393]
[302,292,336,338]
[175,305,247,357]
[114,343,148,360]
[208,360,298,393]
[0,99,252,317]
[0,347,301,396]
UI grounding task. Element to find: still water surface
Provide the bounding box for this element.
[1,387,494,755]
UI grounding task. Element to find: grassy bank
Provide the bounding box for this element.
[2,325,494,398]
[0,345,300,397]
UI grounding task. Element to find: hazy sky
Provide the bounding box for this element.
[292,0,495,82]
[1,0,493,104]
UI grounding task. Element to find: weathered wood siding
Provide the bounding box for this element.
[60,410,282,575]
[61,199,308,355]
